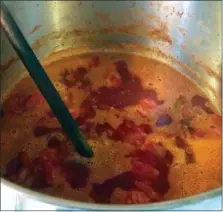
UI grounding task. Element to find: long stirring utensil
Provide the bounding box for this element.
[0,2,93,157]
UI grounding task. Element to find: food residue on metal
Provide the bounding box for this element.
[0,56,18,72]
[30,25,42,34]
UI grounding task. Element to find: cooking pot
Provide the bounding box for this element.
[1,1,221,210]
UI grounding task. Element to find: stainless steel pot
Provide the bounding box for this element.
[1,1,221,210]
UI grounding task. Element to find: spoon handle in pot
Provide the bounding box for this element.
[0,2,93,158]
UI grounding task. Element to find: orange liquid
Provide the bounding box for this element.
[1,52,221,204]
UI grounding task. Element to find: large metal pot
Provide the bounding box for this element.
[1,1,221,210]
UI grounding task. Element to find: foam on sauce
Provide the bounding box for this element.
[1,52,221,204]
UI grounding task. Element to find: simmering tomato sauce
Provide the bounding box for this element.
[1,52,221,204]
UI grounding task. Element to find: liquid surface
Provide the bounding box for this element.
[1,52,221,204]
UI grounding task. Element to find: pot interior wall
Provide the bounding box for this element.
[0,0,221,209]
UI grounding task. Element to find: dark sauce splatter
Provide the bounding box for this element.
[90,171,136,203]
[156,114,172,127]
[191,95,213,114]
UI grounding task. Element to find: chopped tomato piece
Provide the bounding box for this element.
[60,67,91,89]
[211,114,222,129]
[47,136,69,158]
[63,161,90,189]
[6,92,45,115]
[31,158,48,189]
[26,92,45,109]
[5,152,31,177]
[19,152,32,168]
[131,158,159,181]
[147,142,167,159]
[40,148,63,185]
[88,56,100,68]
[136,107,148,118]
[124,191,151,204]
[193,128,206,138]
[40,148,62,166]
[124,129,147,146]
[193,127,220,138]
[109,75,121,87]
[47,136,61,149]
[140,98,157,109]
[5,155,23,177]
[17,167,29,184]
[34,108,79,137]
[111,120,151,145]
[7,94,27,115]
[191,95,213,114]
[69,108,79,119]
[135,181,161,201]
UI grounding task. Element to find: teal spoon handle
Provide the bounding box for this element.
[1,2,93,157]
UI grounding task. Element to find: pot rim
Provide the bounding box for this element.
[1,178,221,210]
